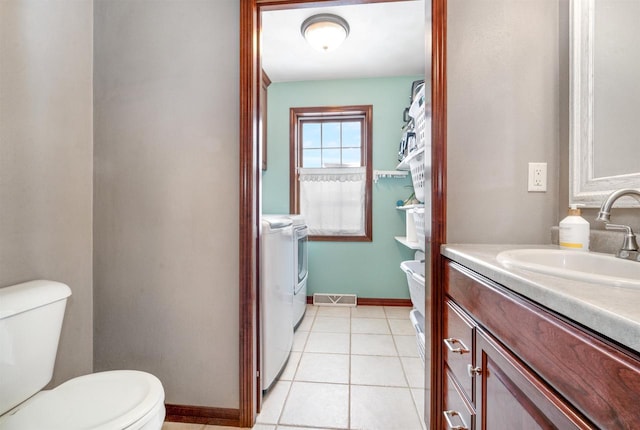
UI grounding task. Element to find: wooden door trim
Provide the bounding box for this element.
[430,0,447,429]
[239,0,259,427]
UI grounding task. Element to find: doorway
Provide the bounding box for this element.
[238,0,447,427]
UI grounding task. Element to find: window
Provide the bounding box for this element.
[290,105,373,241]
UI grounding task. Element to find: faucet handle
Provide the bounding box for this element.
[605,224,640,251]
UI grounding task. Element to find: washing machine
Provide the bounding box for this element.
[260,216,294,391]
[264,214,309,328]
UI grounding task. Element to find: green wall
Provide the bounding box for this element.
[263,76,423,299]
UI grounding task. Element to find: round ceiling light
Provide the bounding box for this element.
[301,14,350,52]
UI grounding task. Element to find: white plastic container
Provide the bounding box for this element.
[400,260,425,318]
[412,207,426,251]
[408,149,426,203]
[409,309,426,365]
[408,84,427,151]
[406,209,417,243]
[559,204,590,251]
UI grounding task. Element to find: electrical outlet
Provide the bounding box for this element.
[528,162,547,192]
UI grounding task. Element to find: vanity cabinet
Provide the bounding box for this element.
[441,259,640,430]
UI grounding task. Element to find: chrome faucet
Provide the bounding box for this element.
[596,188,640,261]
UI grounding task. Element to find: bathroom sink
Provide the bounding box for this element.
[496,249,640,288]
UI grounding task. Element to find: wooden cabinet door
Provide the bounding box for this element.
[259,70,270,171]
[475,328,593,430]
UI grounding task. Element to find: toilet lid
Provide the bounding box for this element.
[1,370,164,430]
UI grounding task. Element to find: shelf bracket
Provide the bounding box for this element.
[373,170,409,183]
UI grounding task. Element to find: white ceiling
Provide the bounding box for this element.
[261,0,427,83]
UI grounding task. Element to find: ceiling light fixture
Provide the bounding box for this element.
[301,14,350,52]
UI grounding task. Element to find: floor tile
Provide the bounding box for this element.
[351,355,407,387]
[305,304,318,316]
[411,388,429,430]
[252,424,276,430]
[201,426,237,430]
[401,356,425,389]
[162,423,204,430]
[163,424,242,430]
[256,380,291,424]
[315,306,351,317]
[279,382,349,429]
[384,306,412,319]
[304,332,350,354]
[351,333,397,356]
[312,316,351,333]
[253,304,425,430]
[291,330,309,352]
[350,317,390,334]
[296,312,315,332]
[279,351,301,381]
[295,352,350,384]
[394,335,420,357]
[351,305,386,319]
[276,426,333,430]
[350,385,423,430]
[388,318,416,335]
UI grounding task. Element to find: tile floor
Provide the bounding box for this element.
[162,305,428,430]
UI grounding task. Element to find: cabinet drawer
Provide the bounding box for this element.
[444,299,475,403]
[444,367,475,430]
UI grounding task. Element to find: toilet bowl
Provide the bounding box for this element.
[0,370,165,430]
[0,280,165,430]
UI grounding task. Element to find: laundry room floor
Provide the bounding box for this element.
[163,304,428,430]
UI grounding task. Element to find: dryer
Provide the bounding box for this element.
[260,216,294,391]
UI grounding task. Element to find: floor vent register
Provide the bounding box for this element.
[312,293,357,307]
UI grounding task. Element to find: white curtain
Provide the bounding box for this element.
[299,167,366,236]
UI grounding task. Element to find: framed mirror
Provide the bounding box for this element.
[570,0,640,207]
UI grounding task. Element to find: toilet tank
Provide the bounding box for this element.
[0,280,71,415]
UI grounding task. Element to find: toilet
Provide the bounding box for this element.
[0,280,165,429]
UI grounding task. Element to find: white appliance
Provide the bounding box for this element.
[289,215,309,328]
[260,216,294,391]
[264,214,309,328]
[0,280,165,430]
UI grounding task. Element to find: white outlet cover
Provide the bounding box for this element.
[528,162,547,192]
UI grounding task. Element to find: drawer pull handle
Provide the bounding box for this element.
[444,337,470,354]
[443,410,468,430]
[467,364,482,377]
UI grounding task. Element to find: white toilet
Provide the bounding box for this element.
[0,280,165,429]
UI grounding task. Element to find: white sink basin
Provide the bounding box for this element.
[496,249,640,288]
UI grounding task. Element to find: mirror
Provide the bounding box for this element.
[570,0,640,207]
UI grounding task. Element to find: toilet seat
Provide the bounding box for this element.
[0,370,165,430]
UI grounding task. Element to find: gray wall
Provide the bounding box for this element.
[0,1,94,386]
[93,0,240,407]
[447,0,560,244]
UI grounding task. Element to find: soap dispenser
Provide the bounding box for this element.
[559,204,590,251]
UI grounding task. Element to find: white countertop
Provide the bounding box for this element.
[441,244,640,354]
